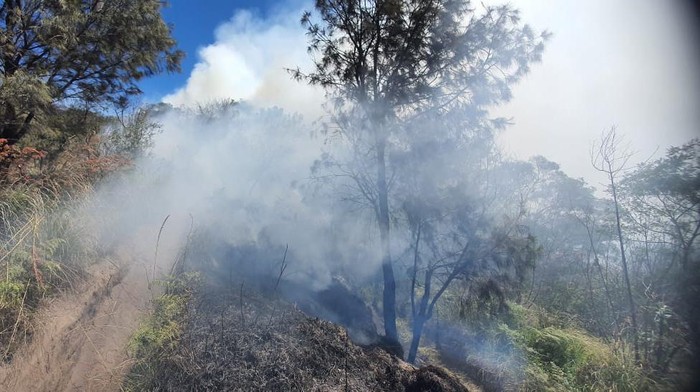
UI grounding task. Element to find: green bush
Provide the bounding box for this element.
[446,303,665,392]
[514,324,656,391]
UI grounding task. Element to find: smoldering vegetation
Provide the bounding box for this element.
[2,80,694,392]
[96,102,529,390]
[124,246,469,391]
[85,103,385,289]
[3,45,695,392]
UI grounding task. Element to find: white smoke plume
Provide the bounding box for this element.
[160,1,699,190]
[86,104,383,290]
[163,2,325,121]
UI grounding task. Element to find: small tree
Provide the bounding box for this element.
[621,139,700,272]
[592,127,639,363]
[102,105,163,159]
[403,196,538,363]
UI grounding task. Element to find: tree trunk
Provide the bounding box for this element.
[407,315,427,364]
[1,1,23,144]
[408,265,435,364]
[582,220,618,335]
[0,103,32,144]
[610,174,639,363]
[376,136,397,342]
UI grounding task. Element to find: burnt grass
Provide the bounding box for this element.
[138,276,470,391]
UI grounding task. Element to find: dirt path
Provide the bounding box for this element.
[0,259,151,391]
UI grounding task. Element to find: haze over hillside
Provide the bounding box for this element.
[1,1,698,391]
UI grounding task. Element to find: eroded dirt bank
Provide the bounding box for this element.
[0,259,150,391]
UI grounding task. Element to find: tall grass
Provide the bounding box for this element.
[0,136,126,360]
[497,303,664,391]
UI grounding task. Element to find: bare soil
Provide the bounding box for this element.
[0,259,150,391]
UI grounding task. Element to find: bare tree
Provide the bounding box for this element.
[592,126,639,363]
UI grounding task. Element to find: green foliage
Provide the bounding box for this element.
[524,328,606,372]
[517,327,651,391]
[298,0,548,114]
[102,105,163,159]
[0,70,53,139]
[124,272,200,391]
[0,279,25,309]
[0,163,98,360]
[0,0,183,144]
[434,299,662,391]
[503,305,659,392]
[623,138,699,205]
[21,106,111,159]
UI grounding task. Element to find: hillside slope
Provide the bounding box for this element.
[0,260,149,391]
[124,274,473,392]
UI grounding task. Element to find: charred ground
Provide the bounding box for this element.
[123,257,471,392]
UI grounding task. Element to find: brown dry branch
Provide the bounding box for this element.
[149,214,170,291]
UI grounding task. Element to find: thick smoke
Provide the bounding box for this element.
[163,2,324,120]
[158,1,700,188]
[85,104,383,291]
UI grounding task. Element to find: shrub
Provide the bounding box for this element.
[515,325,657,391]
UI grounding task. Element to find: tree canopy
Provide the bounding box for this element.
[296,0,548,345]
[0,0,183,144]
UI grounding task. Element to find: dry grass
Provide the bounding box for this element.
[0,136,129,360]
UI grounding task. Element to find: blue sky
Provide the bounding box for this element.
[138,0,699,188]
